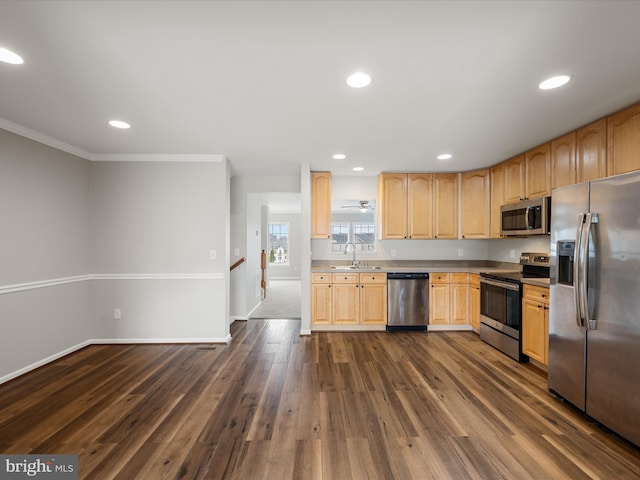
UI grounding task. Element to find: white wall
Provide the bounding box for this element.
[0,129,92,382]
[1,127,231,382]
[91,160,230,342]
[487,236,551,262]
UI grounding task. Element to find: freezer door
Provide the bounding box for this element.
[586,171,640,446]
[548,181,589,410]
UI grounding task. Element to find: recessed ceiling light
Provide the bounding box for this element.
[332,153,346,160]
[437,153,452,160]
[346,72,371,88]
[539,75,571,90]
[352,167,364,172]
[0,47,24,65]
[109,120,130,129]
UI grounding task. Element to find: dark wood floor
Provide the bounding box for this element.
[1,319,639,479]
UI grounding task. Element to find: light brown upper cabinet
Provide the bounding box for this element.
[525,143,551,199]
[490,163,505,238]
[433,173,458,239]
[607,103,640,176]
[407,173,434,239]
[311,171,332,239]
[377,173,408,239]
[377,173,433,239]
[503,154,526,204]
[577,118,607,183]
[461,169,490,239]
[551,132,576,189]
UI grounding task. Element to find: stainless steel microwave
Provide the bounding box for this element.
[500,196,551,236]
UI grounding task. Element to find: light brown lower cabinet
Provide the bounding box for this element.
[469,274,481,330]
[311,272,387,327]
[311,273,332,325]
[429,273,470,326]
[522,284,550,365]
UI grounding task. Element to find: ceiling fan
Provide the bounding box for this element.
[341,200,374,213]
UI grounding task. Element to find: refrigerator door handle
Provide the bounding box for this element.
[574,213,586,327]
[583,213,598,330]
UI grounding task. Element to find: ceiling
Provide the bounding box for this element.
[1,1,640,177]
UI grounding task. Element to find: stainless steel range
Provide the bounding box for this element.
[479,253,550,362]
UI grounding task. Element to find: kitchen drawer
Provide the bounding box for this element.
[312,273,332,284]
[359,273,387,284]
[430,273,450,284]
[450,273,470,284]
[470,273,480,287]
[332,273,360,284]
[523,284,549,302]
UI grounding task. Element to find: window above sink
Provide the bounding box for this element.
[331,200,376,254]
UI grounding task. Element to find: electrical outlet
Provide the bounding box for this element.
[390,249,397,257]
[209,249,217,260]
[113,308,122,320]
[458,248,464,257]
[510,249,515,259]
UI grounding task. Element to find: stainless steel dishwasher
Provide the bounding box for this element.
[386,272,429,331]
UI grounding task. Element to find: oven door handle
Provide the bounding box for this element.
[480,278,520,291]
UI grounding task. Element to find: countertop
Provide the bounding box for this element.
[311,260,521,275]
[312,260,552,288]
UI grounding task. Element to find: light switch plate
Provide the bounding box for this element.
[234,248,240,256]
[209,249,217,260]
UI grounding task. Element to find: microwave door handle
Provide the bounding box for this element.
[525,206,532,229]
[582,213,598,330]
[574,213,585,327]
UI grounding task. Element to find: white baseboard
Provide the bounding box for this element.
[299,329,312,335]
[0,339,91,385]
[245,300,263,319]
[0,335,232,385]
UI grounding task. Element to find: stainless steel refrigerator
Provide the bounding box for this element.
[549,170,640,446]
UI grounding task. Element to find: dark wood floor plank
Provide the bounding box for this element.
[292,439,322,479]
[2,320,640,479]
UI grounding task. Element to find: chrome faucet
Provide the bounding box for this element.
[344,242,359,267]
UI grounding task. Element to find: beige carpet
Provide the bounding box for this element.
[249,279,301,319]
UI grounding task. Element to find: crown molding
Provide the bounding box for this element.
[0,117,93,160]
[0,117,225,163]
[90,154,225,163]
